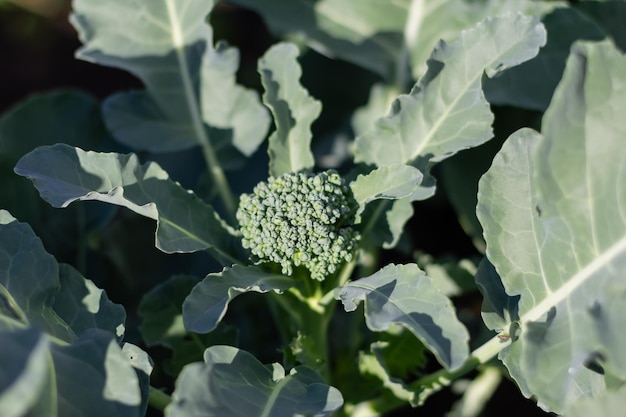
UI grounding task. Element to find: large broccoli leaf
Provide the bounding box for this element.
[227,0,556,81]
[0,211,150,417]
[166,345,343,417]
[71,0,269,155]
[14,144,241,265]
[476,40,626,413]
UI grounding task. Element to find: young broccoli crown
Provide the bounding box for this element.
[237,170,360,281]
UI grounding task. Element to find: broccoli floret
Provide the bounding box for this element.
[237,170,360,281]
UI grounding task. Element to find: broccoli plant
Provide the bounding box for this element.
[1,0,626,417]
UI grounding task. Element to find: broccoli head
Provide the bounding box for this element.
[236,170,360,281]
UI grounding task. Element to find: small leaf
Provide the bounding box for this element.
[166,345,343,417]
[336,264,469,370]
[183,265,295,333]
[123,343,154,417]
[350,165,423,220]
[354,13,547,197]
[474,258,519,333]
[259,43,321,177]
[14,144,241,264]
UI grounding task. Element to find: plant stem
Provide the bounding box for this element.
[148,386,172,411]
[165,0,237,222]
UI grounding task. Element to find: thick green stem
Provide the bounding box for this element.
[148,386,172,411]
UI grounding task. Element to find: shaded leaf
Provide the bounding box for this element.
[0,210,74,341]
[354,13,546,198]
[54,264,126,342]
[71,0,269,155]
[166,345,343,417]
[474,258,519,334]
[259,43,321,177]
[14,144,241,264]
[0,329,52,417]
[336,264,469,370]
[139,275,202,348]
[476,40,626,413]
[183,265,294,333]
[51,329,145,417]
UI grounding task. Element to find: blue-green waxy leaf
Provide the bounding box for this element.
[0,210,74,340]
[564,384,626,417]
[14,144,241,264]
[54,264,126,343]
[183,265,295,333]
[336,264,469,370]
[166,345,343,417]
[354,13,546,198]
[350,165,423,221]
[51,329,145,417]
[71,0,269,155]
[259,42,321,177]
[0,329,52,417]
[476,40,626,413]
[228,0,556,81]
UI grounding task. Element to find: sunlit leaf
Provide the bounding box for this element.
[14,144,241,264]
[336,264,469,370]
[476,40,626,412]
[71,0,269,155]
[259,43,321,177]
[166,345,343,417]
[350,165,423,220]
[0,329,52,417]
[183,265,294,333]
[354,13,546,200]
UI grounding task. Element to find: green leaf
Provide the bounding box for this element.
[51,329,146,417]
[123,343,154,417]
[228,0,556,81]
[350,165,423,220]
[0,329,52,417]
[484,7,606,111]
[183,265,295,333]
[259,42,321,177]
[139,275,202,348]
[474,258,519,334]
[564,385,626,417]
[476,40,626,412]
[14,144,241,264]
[0,210,74,341]
[138,274,238,376]
[227,0,406,80]
[336,263,469,370]
[71,0,269,155]
[0,90,114,258]
[354,13,546,198]
[166,345,343,417]
[54,264,126,342]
